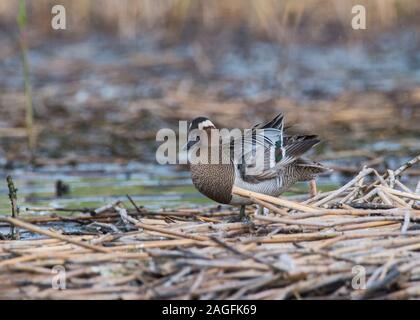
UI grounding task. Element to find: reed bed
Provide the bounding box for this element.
[1,0,420,40]
[0,156,419,299]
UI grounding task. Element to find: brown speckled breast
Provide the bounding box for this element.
[189,143,236,204]
[190,163,235,204]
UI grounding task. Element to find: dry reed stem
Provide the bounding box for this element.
[232,186,320,213]
[0,217,109,253]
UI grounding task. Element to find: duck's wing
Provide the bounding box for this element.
[274,134,321,167]
[232,133,278,181]
[253,113,284,130]
[228,114,285,182]
[226,114,322,182]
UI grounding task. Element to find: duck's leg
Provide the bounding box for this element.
[239,205,246,220]
[239,205,253,224]
[228,205,250,223]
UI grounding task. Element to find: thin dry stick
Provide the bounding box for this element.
[376,189,393,206]
[250,197,289,216]
[135,221,210,242]
[414,181,420,208]
[126,194,143,213]
[378,185,420,201]
[114,204,209,241]
[312,167,374,207]
[0,217,110,253]
[244,231,341,244]
[303,189,337,205]
[393,155,420,177]
[380,190,410,208]
[309,179,317,198]
[253,214,330,228]
[232,186,320,213]
[365,155,420,193]
[210,236,289,273]
[340,187,359,204]
[394,180,413,193]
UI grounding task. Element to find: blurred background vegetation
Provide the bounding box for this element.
[0,0,418,166]
[1,0,420,40]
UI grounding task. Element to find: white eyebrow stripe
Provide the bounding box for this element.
[198,120,215,130]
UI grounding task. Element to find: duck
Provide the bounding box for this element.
[184,113,328,220]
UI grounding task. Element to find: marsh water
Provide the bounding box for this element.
[0,154,417,214]
[0,161,341,213]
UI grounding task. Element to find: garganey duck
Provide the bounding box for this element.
[184,113,327,220]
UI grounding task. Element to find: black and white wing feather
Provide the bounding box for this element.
[224,113,321,183]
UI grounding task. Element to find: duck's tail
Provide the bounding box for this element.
[295,158,331,181]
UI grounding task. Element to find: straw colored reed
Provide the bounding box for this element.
[0,0,419,40]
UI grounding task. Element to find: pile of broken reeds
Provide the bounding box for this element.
[0,156,419,299]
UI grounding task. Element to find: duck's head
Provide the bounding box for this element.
[184,117,217,151]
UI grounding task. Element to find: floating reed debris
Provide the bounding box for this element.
[0,156,419,299]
